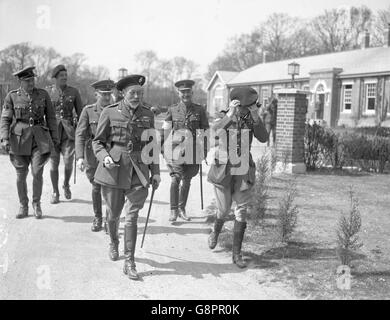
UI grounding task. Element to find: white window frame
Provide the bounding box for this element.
[364,80,377,115]
[213,84,224,110]
[261,87,270,106]
[341,82,353,114]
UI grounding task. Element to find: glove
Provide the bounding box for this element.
[248,104,260,121]
[1,139,10,153]
[151,174,161,189]
[103,156,119,169]
[227,100,240,118]
[77,158,85,172]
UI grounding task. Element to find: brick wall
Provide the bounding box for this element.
[275,90,308,168]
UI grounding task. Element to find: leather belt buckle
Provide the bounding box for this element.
[60,109,64,119]
[29,118,34,127]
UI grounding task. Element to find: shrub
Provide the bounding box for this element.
[276,179,299,243]
[304,122,323,170]
[249,155,270,226]
[304,123,390,173]
[336,187,363,266]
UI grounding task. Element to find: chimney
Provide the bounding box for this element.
[118,67,128,79]
[362,29,370,49]
[384,23,390,47]
[262,51,267,64]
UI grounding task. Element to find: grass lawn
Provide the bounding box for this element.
[214,168,390,299]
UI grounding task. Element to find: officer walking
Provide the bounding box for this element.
[0,66,59,219]
[207,87,268,268]
[47,65,83,204]
[161,80,209,223]
[260,96,278,146]
[75,80,115,232]
[93,74,161,280]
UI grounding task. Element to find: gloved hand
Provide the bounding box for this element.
[103,156,119,169]
[77,158,85,172]
[227,100,240,118]
[1,139,10,153]
[151,174,161,189]
[248,103,260,121]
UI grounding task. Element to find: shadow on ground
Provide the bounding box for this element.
[136,256,248,279]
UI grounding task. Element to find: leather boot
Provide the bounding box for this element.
[208,218,224,249]
[169,209,178,222]
[123,224,139,280]
[32,202,42,219]
[178,208,191,221]
[50,170,60,204]
[232,220,247,268]
[107,219,119,261]
[16,206,28,219]
[91,217,103,232]
[63,184,72,200]
[91,187,103,232]
[178,179,191,220]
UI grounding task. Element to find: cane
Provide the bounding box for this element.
[73,153,77,184]
[141,185,156,248]
[200,163,204,210]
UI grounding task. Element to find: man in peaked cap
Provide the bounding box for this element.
[46,64,83,204]
[160,79,209,223]
[92,74,161,280]
[207,86,268,268]
[0,66,59,219]
[75,80,115,232]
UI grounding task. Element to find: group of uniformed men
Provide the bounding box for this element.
[0,64,268,280]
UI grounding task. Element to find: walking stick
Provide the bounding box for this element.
[200,163,204,210]
[73,114,78,184]
[141,185,156,248]
[73,153,77,184]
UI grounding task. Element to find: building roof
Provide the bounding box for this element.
[206,70,239,91]
[227,46,390,86]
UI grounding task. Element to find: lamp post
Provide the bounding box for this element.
[288,62,300,88]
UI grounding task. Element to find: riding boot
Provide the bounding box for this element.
[232,220,247,268]
[50,170,60,204]
[208,218,224,249]
[123,224,139,280]
[63,168,72,199]
[178,179,191,221]
[107,219,119,261]
[91,186,103,232]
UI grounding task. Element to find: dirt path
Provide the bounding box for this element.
[0,154,296,299]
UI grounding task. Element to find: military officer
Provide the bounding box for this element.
[47,65,83,204]
[207,87,268,268]
[0,66,59,219]
[75,80,115,232]
[93,74,161,281]
[161,80,209,223]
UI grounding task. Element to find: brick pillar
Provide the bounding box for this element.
[274,89,308,174]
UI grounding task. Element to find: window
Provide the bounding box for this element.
[213,85,223,110]
[342,84,352,113]
[261,87,270,106]
[365,83,376,114]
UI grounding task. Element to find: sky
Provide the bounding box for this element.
[0,0,389,78]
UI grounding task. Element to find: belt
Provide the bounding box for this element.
[113,141,146,152]
[17,118,45,127]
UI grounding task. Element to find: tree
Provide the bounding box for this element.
[371,6,390,46]
[311,6,373,53]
